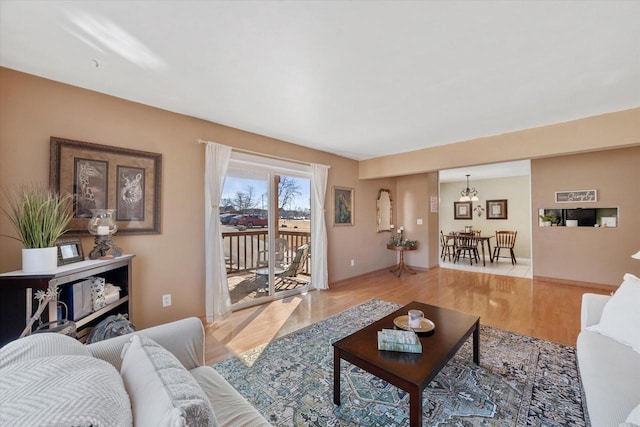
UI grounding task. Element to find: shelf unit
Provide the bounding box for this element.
[538,207,619,227]
[0,254,134,346]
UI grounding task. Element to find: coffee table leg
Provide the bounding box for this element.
[333,348,341,405]
[473,320,480,365]
[410,388,422,426]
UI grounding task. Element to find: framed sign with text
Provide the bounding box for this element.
[555,190,597,203]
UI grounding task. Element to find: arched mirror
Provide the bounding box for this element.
[376,189,392,232]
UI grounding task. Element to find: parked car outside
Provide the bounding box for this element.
[228,214,245,226]
[236,215,268,228]
[220,213,235,224]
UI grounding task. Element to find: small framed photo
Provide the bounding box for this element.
[454,201,472,220]
[55,238,85,266]
[333,186,354,226]
[486,199,508,220]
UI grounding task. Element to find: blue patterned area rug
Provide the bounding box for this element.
[212,299,589,426]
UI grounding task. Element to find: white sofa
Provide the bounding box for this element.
[577,293,640,427]
[0,317,271,426]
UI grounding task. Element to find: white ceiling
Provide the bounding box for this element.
[1,1,639,163]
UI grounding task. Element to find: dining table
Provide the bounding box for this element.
[447,233,494,266]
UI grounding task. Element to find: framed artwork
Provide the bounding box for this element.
[116,165,145,221]
[55,237,85,266]
[486,199,508,220]
[50,137,162,236]
[454,201,472,220]
[333,186,354,226]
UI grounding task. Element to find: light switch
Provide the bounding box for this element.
[417,219,423,225]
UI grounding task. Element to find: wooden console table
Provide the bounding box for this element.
[387,244,417,277]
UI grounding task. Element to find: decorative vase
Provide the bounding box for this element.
[22,247,58,273]
[87,209,118,236]
[88,209,122,259]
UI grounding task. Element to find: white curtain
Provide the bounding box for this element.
[204,142,232,322]
[311,163,329,290]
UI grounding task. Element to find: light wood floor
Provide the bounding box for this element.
[204,267,612,365]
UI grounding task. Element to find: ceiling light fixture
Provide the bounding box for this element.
[459,174,479,202]
[632,250,640,260]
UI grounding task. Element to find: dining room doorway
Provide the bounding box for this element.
[437,160,533,278]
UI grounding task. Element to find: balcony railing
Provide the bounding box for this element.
[222,229,311,275]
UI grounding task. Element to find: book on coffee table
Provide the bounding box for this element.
[377,329,422,353]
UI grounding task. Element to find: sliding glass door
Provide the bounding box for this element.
[274,174,311,297]
[222,154,312,309]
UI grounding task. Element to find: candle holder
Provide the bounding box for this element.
[87,209,122,259]
[388,226,397,245]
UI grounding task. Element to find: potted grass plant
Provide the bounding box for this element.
[539,213,557,227]
[1,184,73,272]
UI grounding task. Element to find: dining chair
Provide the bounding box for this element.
[470,231,481,259]
[440,231,455,261]
[453,233,478,265]
[493,231,517,264]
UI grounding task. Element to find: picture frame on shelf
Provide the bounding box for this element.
[454,201,472,220]
[55,237,85,266]
[486,199,508,220]
[333,186,354,226]
[50,137,162,236]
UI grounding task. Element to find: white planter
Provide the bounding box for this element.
[22,247,58,273]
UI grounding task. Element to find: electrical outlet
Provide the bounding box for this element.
[162,294,172,307]
[350,259,355,267]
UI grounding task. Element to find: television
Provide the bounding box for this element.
[564,208,596,227]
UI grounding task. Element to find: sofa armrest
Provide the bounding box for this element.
[87,317,205,371]
[581,293,611,330]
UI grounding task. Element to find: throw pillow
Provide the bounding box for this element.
[120,335,218,427]
[586,273,640,352]
[0,355,132,426]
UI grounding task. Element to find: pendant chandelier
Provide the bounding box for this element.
[459,174,479,202]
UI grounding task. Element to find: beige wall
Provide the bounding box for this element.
[439,175,532,259]
[0,67,393,328]
[360,108,640,179]
[386,172,440,271]
[425,172,441,268]
[531,147,640,285]
[395,174,430,269]
[381,111,639,286]
[328,173,397,277]
[2,67,638,332]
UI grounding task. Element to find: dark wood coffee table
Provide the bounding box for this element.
[333,301,480,426]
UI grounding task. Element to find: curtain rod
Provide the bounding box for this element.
[196,138,329,168]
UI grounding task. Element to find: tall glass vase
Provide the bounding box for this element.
[88,209,122,259]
